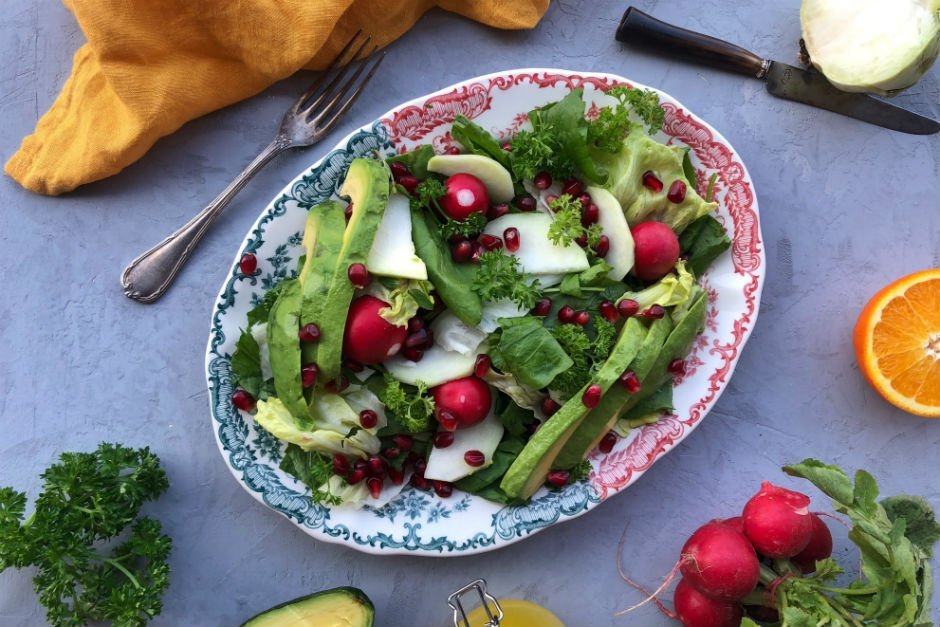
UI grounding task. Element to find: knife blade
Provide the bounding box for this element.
[616,7,939,135]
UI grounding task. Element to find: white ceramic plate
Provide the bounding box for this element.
[206,69,765,555]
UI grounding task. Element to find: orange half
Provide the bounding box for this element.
[854,269,940,418]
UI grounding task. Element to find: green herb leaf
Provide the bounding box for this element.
[587,85,665,152]
[440,212,488,240]
[279,445,342,505]
[472,250,542,310]
[452,115,511,169]
[490,317,573,389]
[386,145,435,179]
[681,149,697,188]
[882,495,940,558]
[531,89,607,184]
[376,373,436,433]
[678,215,731,276]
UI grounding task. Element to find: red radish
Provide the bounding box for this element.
[722,516,745,534]
[631,221,680,281]
[342,295,408,365]
[440,173,489,220]
[679,521,760,602]
[791,514,833,573]
[668,358,686,375]
[431,377,492,428]
[673,579,743,627]
[742,482,814,559]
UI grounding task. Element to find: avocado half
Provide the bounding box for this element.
[242,587,374,627]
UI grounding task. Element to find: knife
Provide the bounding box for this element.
[615,7,940,135]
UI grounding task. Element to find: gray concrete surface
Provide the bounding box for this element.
[1,1,938,625]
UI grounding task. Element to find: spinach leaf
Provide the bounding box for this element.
[882,495,940,558]
[678,215,731,276]
[559,261,617,297]
[490,317,573,389]
[231,330,263,398]
[530,89,606,184]
[494,393,535,437]
[452,115,511,169]
[620,380,673,423]
[386,145,435,179]
[411,206,482,325]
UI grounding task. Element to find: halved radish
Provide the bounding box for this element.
[586,186,634,280]
[483,213,590,275]
[424,408,504,482]
[367,193,428,280]
[384,344,479,387]
[427,154,514,202]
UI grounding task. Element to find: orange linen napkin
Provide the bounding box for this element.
[5,0,549,196]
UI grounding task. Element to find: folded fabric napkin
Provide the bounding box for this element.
[5,0,548,196]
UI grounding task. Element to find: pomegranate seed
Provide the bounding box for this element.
[359,409,378,429]
[582,384,602,408]
[502,142,512,152]
[231,389,256,412]
[301,363,318,388]
[515,195,537,212]
[595,234,610,258]
[392,435,414,450]
[404,450,419,466]
[471,242,485,263]
[343,358,364,373]
[398,174,420,194]
[411,474,430,490]
[367,477,383,499]
[348,468,366,485]
[382,447,401,460]
[642,171,663,192]
[402,346,424,362]
[445,146,461,155]
[526,419,541,435]
[575,234,588,248]
[325,376,349,393]
[581,203,599,225]
[577,193,593,209]
[474,354,492,378]
[452,240,474,263]
[433,480,453,498]
[368,456,388,477]
[405,329,431,350]
[642,305,666,319]
[449,233,468,245]
[332,454,350,476]
[541,397,560,417]
[546,470,571,488]
[239,253,257,275]
[667,180,687,204]
[388,467,405,485]
[407,317,424,333]
[562,178,584,197]
[533,298,552,316]
[298,323,321,343]
[488,203,510,220]
[347,263,370,288]
[617,299,640,317]
[344,204,354,223]
[464,450,486,467]
[668,359,686,375]
[599,301,619,323]
[479,233,503,251]
[558,305,576,324]
[533,171,553,189]
[354,459,368,472]
[437,410,459,431]
[620,370,641,394]
[414,458,428,475]
[503,227,520,252]
[545,194,559,208]
[599,431,618,454]
[389,162,409,179]
[575,310,591,326]
[434,431,455,448]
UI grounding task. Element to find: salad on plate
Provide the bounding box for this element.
[228,86,731,509]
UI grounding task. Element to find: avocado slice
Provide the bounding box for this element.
[499,317,648,500]
[313,159,390,383]
[242,587,374,627]
[267,279,310,425]
[298,200,346,368]
[555,291,709,468]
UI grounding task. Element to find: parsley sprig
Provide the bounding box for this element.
[472,250,543,310]
[588,86,665,151]
[509,123,576,181]
[0,443,171,627]
[381,373,436,433]
[547,195,603,250]
[549,318,617,398]
[440,212,488,240]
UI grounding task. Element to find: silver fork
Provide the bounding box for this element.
[120,31,384,304]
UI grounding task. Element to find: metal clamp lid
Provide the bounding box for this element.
[449,579,503,627]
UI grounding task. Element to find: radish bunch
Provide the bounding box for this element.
[672,482,833,626]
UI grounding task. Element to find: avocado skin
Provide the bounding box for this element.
[314,159,390,383]
[241,586,374,627]
[267,279,309,425]
[499,317,647,500]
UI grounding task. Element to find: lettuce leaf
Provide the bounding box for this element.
[616,261,696,315]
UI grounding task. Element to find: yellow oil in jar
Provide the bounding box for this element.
[464,599,564,627]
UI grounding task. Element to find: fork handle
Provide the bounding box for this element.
[121,135,292,303]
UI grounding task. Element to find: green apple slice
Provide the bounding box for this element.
[367,193,428,280]
[587,185,634,280]
[483,213,590,275]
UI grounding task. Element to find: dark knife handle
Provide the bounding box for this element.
[616,7,769,78]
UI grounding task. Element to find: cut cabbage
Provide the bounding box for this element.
[427,154,515,202]
[430,311,488,356]
[802,0,940,95]
[483,213,590,275]
[250,322,273,382]
[479,298,529,333]
[367,193,428,280]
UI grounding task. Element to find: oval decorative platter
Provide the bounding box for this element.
[206,68,765,556]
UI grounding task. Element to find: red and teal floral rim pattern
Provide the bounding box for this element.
[205,69,764,555]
